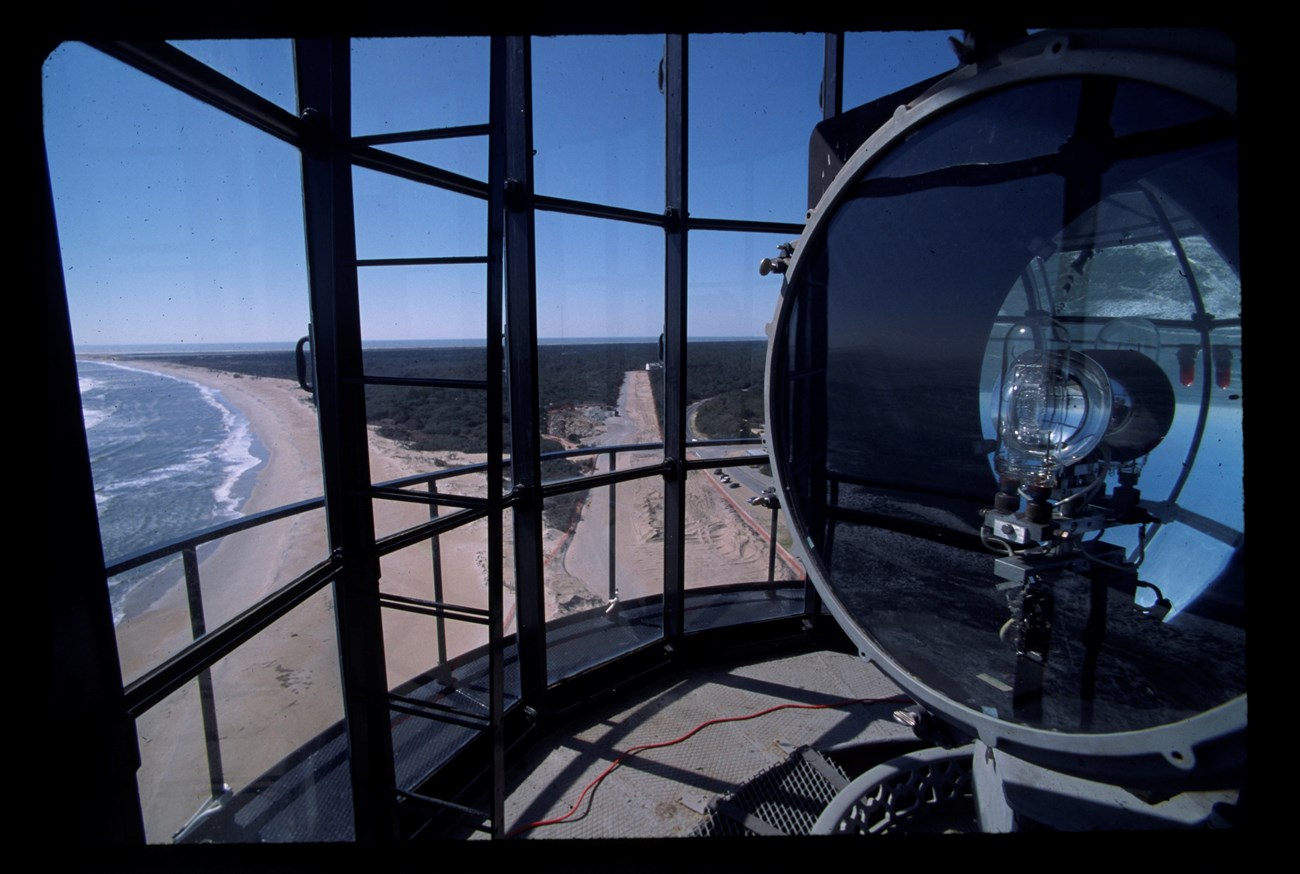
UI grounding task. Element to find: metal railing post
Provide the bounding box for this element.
[608,448,618,603]
[767,506,779,591]
[427,480,448,667]
[181,546,226,800]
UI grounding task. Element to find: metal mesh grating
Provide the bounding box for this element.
[692,747,849,837]
[816,746,976,835]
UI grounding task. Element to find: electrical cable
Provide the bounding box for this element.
[506,692,912,837]
[981,528,1017,556]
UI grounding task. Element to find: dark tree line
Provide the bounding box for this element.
[142,338,766,451]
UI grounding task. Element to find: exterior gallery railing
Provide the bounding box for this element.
[105,438,795,838]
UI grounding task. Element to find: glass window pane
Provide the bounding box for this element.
[371,138,488,183]
[358,266,489,352]
[365,384,491,499]
[546,479,665,684]
[135,587,349,842]
[353,168,486,261]
[533,35,664,213]
[690,33,822,221]
[351,37,489,135]
[168,39,298,112]
[535,211,664,465]
[842,31,959,111]
[45,43,329,683]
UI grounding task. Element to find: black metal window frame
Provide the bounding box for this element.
[44,33,847,842]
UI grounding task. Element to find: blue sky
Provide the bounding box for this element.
[43,33,959,347]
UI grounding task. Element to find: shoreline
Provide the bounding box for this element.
[82,354,796,840]
[89,355,514,840]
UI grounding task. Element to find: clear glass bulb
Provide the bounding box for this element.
[995,316,1112,488]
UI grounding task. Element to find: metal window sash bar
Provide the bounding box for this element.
[378,592,491,624]
[533,191,665,227]
[92,41,307,146]
[541,459,672,499]
[368,486,491,510]
[351,142,489,199]
[486,34,510,838]
[375,507,490,557]
[355,374,489,390]
[295,37,398,842]
[685,217,805,235]
[663,34,689,640]
[123,556,341,717]
[353,123,491,146]
[356,256,490,267]
[504,35,549,709]
[105,495,325,576]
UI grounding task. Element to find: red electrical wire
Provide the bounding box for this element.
[508,693,913,837]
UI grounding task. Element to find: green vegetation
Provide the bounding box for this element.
[540,437,592,531]
[688,340,766,439]
[140,338,765,451]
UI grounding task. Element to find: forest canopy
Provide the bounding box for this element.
[139,339,766,454]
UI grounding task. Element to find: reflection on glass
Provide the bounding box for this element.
[136,588,349,842]
[545,480,665,684]
[45,44,327,688]
[774,71,1243,736]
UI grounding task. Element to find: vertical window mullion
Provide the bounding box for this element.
[663,34,688,639]
[295,37,397,842]
[503,35,549,706]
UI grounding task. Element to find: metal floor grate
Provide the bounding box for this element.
[692,747,849,837]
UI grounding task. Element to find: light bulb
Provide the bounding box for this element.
[995,316,1112,489]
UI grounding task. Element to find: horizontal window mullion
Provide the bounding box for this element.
[92,41,305,147]
[356,256,489,267]
[533,192,665,227]
[687,216,806,235]
[352,123,490,147]
[541,459,671,498]
[357,374,489,390]
[106,495,326,576]
[123,557,340,717]
[374,507,491,556]
[351,144,489,200]
[379,592,491,624]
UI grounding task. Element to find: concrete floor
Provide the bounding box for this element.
[495,649,912,839]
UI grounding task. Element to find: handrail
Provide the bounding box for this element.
[114,438,782,836]
[105,495,326,576]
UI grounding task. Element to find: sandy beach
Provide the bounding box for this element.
[103,357,801,840]
[110,360,506,840]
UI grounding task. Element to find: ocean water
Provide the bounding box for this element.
[77,359,266,623]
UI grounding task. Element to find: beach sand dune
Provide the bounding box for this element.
[105,358,798,840]
[114,362,506,839]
